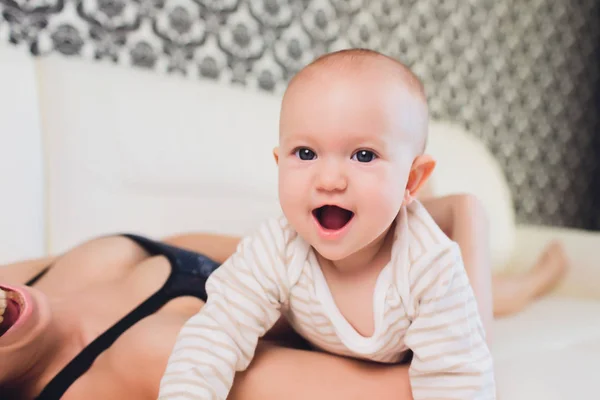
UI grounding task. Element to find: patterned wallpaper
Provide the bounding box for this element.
[1,0,599,228]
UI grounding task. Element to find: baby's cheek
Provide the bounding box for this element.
[279,174,308,209]
[362,175,404,210]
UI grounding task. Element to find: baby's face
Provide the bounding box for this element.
[276,69,428,262]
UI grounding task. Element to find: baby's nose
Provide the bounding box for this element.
[316,164,347,192]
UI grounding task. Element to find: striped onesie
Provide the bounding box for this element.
[159,200,496,399]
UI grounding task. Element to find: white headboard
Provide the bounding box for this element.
[36,55,283,254]
[0,44,45,263]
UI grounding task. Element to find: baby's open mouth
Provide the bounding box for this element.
[312,205,354,231]
[0,287,23,337]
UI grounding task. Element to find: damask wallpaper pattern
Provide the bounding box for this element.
[1,0,599,228]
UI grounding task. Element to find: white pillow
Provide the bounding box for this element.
[426,121,516,273]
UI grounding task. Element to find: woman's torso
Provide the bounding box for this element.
[28,236,206,399]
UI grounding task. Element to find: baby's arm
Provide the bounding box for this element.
[404,243,495,399]
[420,194,494,343]
[158,220,291,399]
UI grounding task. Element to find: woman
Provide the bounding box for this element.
[0,194,566,400]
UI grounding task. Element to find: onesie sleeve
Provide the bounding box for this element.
[158,217,295,400]
[404,243,496,399]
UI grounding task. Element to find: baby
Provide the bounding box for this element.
[159,49,495,399]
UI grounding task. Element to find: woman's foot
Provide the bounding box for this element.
[528,241,569,299]
[492,241,569,317]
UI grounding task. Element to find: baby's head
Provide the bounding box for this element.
[274,49,435,262]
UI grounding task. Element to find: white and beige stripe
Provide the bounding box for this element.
[159,200,495,399]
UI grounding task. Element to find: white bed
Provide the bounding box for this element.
[2,43,599,398]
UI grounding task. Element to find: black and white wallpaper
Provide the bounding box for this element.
[1,0,599,229]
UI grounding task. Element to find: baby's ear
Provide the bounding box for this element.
[406,154,436,199]
[272,147,280,165]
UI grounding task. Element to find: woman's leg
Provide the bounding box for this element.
[230,342,413,400]
[421,192,569,321]
[493,241,568,317]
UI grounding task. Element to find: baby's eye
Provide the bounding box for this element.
[294,148,317,161]
[351,150,377,163]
